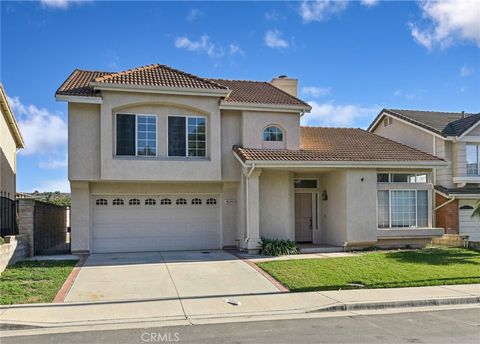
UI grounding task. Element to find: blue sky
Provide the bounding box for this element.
[1,0,479,192]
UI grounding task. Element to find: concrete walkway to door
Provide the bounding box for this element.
[64,250,280,303]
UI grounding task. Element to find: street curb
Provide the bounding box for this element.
[310,296,480,313]
[52,255,88,303]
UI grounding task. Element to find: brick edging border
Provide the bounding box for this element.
[225,250,289,292]
[52,254,88,303]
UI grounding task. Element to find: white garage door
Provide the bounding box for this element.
[92,195,221,253]
[459,203,480,241]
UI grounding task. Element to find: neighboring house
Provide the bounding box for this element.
[0,83,24,235]
[369,109,480,241]
[56,64,446,254]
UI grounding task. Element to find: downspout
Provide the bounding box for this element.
[434,195,455,211]
[244,163,256,245]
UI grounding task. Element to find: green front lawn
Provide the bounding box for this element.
[257,248,480,292]
[0,260,78,305]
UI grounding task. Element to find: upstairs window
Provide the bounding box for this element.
[116,114,156,157]
[168,116,206,158]
[466,144,479,176]
[263,126,283,142]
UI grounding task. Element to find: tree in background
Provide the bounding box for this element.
[473,201,480,219]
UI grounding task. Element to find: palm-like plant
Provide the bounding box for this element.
[472,201,480,218]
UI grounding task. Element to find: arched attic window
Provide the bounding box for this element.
[263,126,284,142]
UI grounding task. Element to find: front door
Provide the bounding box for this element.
[295,193,313,242]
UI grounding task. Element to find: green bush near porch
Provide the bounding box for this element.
[257,248,480,292]
[259,238,299,256]
[0,260,78,305]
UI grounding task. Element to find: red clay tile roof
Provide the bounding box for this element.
[93,64,227,90]
[56,69,109,97]
[234,127,444,163]
[56,65,310,108]
[208,79,310,108]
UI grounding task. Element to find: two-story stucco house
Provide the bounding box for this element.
[1,83,24,235]
[56,64,447,254]
[369,109,480,241]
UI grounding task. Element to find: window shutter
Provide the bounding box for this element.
[116,114,136,156]
[168,116,186,156]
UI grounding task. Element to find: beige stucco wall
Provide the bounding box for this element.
[345,170,378,244]
[319,170,347,245]
[69,103,101,181]
[0,107,17,198]
[259,170,295,240]
[70,181,91,253]
[241,111,301,150]
[97,91,222,181]
[372,116,435,154]
[221,110,242,181]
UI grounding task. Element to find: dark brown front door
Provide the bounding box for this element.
[295,193,312,242]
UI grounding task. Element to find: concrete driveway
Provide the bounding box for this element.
[64,250,279,303]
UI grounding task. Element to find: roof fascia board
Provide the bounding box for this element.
[0,86,24,148]
[55,95,103,104]
[91,82,230,98]
[370,110,446,140]
[457,136,480,143]
[220,101,311,113]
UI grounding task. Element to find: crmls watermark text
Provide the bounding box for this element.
[141,332,180,342]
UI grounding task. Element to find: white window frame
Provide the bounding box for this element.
[167,115,208,158]
[263,125,284,142]
[378,189,429,228]
[466,143,480,176]
[115,113,158,158]
[377,172,429,184]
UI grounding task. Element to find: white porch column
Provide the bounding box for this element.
[245,168,262,252]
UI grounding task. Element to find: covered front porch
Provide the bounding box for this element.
[237,165,443,253]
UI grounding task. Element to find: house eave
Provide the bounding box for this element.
[90,82,231,98]
[0,84,24,148]
[55,94,103,104]
[220,101,311,113]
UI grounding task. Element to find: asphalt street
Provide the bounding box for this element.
[2,307,479,344]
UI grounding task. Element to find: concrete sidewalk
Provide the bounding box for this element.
[0,284,478,329]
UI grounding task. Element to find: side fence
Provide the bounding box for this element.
[0,196,17,237]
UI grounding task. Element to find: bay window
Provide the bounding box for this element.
[466,144,479,176]
[377,190,429,228]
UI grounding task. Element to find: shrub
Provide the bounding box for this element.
[0,237,4,245]
[259,237,299,256]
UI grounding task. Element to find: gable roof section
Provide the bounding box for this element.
[234,127,444,165]
[208,79,310,108]
[93,64,228,90]
[55,64,310,109]
[0,84,24,148]
[368,108,480,138]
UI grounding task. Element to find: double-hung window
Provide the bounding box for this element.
[116,114,157,157]
[168,116,206,157]
[377,190,428,228]
[466,144,479,176]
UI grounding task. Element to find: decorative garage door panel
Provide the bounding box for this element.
[92,195,221,253]
[459,204,480,241]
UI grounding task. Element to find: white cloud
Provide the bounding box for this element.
[7,96,67,156]
[409,0,480,50]
[393,89,426,100]
[301,101,380,127]
[186,8,203,22]
[174,35,224,58]
[360,0,379,7]
[264,30,289,49]
[40,0,91,10]
[229,43,245,56]
[39,159,67,169]
[302,86,331,98]
[299,0,348,23]
[460,64,474,77]
[265,10,283,21]
[32,179,70,193]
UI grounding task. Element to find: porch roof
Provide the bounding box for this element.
[233,127,446,167]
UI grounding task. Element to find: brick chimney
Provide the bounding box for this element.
[270,75,298,97]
